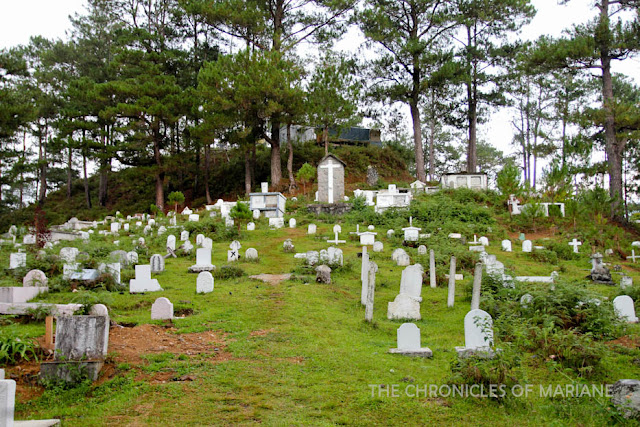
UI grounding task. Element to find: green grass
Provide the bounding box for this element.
[3,202,640,425]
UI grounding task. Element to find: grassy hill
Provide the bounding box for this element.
[2,189,640,424]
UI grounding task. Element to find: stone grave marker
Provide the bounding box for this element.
[316,265,331,284]
[522,240,532,253]
[150,254,165,273]
[289,218,296,228]
[157,226,167,236]
[568,238,582,253]
[129,265,163,293]
[126,251,138,265]
[196,272,214,294]
[501,240,512,252]
[308,224,317,235]
[245,248,258,260]
[9,252,26,269]
[23,269,47,287]
[60,247,79,263]
[151,297,173,320]
[455,309,497,358]
[621,275,633,289]
[417,245,427,255]
[202,238,213,250]
[613,295,638,323]
[196,234,205,246]
[181,231,189,241]
[167,235,176,251]
[358,231,376,246]
[387,229,394,237]
[479,236,489,246]
[373,241,384,252]
[389,323,432,357]
[247,222,255,231]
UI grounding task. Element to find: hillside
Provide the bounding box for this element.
[0,142,413,231]
[2,189,640,424]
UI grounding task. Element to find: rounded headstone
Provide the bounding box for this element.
[245,248,258,260]
[373,241,384,252]
[196,272,214,294]
[316,265,332,284]
[90,304,109,317]
[23,269,47,287]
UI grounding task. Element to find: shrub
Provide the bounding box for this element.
[527,249,558,265]
[214,265,245,279]
[0,333,39,364]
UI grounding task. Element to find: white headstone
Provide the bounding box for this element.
[613,295,639,323]
[333,225,342,234]
[227,250,239,262]
[373,241,384,252]
[621,276,633,289]
[196,248,212,267]
[245,248,258,260]
[157,226,167,236]
[387,294,421,320]
[181,231,190,241]
[397,253,410,266]
[127,251,138,264]
[387,229,394,237]
[522,240,532,253]
[417,245,427,255]
[167,235,176,251]
[289,218,297,228]
[9,252,26,269]
[60,247,79,263]
[479,236,489,246]
[269,218,284,229]
[23,269,47,287]
[358,232,377,246]
[568,238,582,253]
[0,379,16,426]
[253,209,260,220]
[261,182,269,192]
[464,309,494,350]
[110,222,120,233]
[151,297,173,320]
[202,238,213,250]
[501,240,512,252]
[189,214,200,222]
[196,272,214,294]
[150,254,165,273]
[123,223,130,232]
[130,265,163,293]
[23,234,36,245]
[400,265,423,300]
[247,222,255,231]
[308,224,317,235]
[396,323,421,351]
[196,234,205,246]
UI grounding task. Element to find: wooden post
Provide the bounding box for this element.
[45,316,54,350]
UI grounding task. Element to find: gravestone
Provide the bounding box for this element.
[520,293,534,308]
[317,154,345,203]
[333,224,342,234]
[196,272,214,294]
[429,249,436,288]
[316,265,332,284]
[189,248,215,273]
[269,218,284,229]
[9,253,26,269]
[358,231,376,246]
[387,229,394,237]
[0,380,16,427]
[388,323,432,357]
[306,251,319,266]
[417,245,427,255]
[151,297,173,320]
[245,248,258,260]
[157,226,167,236]
[364,262,377,322]
[611,380,640,419]
[225,217,234,228]
[397,252,410,266]
[110,250,128,265]
[202,238,213,250]
[588,253,613,285]
[110,223,120,233]
[60,247,79,263]
[227,249,239,262]
[456,309,497,358]
[150,254,165,273]
[138,237,146,246]
[447,256,456,307]
[319,249,329,264]
[23,234,36,245]
[126,251,138,265]
[148,219,156,227]
[143,225,152,235]
[308,224,317,235]
[366,165,379,186]
[327,246,343,267]
[23,269,47,287]
[399,265,423,301]
[247,222,255,231]
[182,240,194,254]
[470,263,483,310]
[196,234,205,246]
[613,295,638,323]
[253,209,260,220]
[501,240,512,252]
[479,236,489,246]
[373,241,384,252]
[100,263,121,284]
[166,235,176,251]
[289,218,297,228]
[283,239,294,252]
[181,231,189,241]
[387,294,421,320]
[522,240,532,253]
[189,214,200,222]
[621,275,633,289]
[129,265,163,293]
[123,223,130,232]
[360,246,370,305]
[568,238,582,253]
[392,248,407,262]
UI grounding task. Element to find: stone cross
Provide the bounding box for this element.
[320,159,341,203]
[568,238,582,253]
[627,250,640,263]
[326,231,346,245]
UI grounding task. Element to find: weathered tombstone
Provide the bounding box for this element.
[501,240,512,252]
[520,293,534,308]
[470,263,483,310]
[283,239,294,252]
[613,295,639,323]
[429,249,436,288]
[225,217,235,228]
[151,297,173,320]
[456,309,496,358]
[289,218,297,228]
[143,225,152,235]
[247,222,255,231]
[227,249,239,262]
[182,240,194,254]
[333,224,342,234]
[189,214,200,222]
[397,252,410,266]
[23,234,36,245]
[23,269,47,287]
[123,223,130,232]
[110,250,128,265]
[129,265,163,293]
[196,272,214,294]
[306,251,319,266]
[181,231,189,241]
[150,254,165,273]
[110,222,120,233]
[316,265,332,284]
[588,253,613,284]
[447,256,457,308]
[611,380,640,419]
[392,248,407,262]
[60,247,79,263]
[268,218,284,229]
[189,248,214,273]
[181,207,193,215]
[361,246,370,305]
[387,294,421,320]
[245,248,258,260]
[165,235,176,252]
[196,234,205,246]
[327,246,343,266]
[366,165,379,186]
[400,265,423,300]
[522,240,532,253]
[389,323,432,357]
[364,262,377,322]
[621,275,633,289]
[417,245,427,255]
[9,252,26,269]
[308,224,317,235]
[317,154,345,203]
[373,241,384,252]
[0,379,16,426]
[157,226,167,236]
[138,237,146,246]
[368,225,375,231]
[124,250,137,264]
[479,236,489,246]
[319,249,329,265]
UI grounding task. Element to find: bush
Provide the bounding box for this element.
[0,333,39,364]
[527,249,558,265]
[213,265,245,279]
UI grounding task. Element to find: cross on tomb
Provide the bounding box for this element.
[568,238,582,253]
[409,216,413,227]
[327,231,346,245]
[470,234,479,245]
[628,250,640,263]
[320,159,341,203]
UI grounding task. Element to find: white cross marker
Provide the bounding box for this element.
[326,231,346,245]
[471,234,479,245]
[628,250,640,263]
[568,238,582,254]
[320,159,341,203]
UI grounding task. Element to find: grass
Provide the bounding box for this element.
[2,200,640,425]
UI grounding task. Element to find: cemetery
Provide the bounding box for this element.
[0,180,638,425]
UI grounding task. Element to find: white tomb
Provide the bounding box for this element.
[151,297,173,320]
[388,323,432,357]
[130,265,163,293]
[613,295,638,323]
[196,272,214,294]
[455,309,498,358]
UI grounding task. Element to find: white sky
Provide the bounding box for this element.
[1,0,639,171]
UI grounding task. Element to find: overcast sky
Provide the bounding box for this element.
[1,0,639,169]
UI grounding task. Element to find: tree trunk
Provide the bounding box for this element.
[38,120,48,204]
[410,101,426,182]
[323,125,329,156]
[270,120,282,187]
[286,124,296,191]
[466,26,478,174]
[244,148,252,196]
[66,144,73,199]
[98,127,109,207]
[204,141,212,204]
[153,123,164,212]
